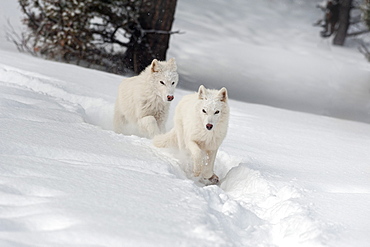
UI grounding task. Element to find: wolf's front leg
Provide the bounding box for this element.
[187,141,204,177]
[138,116,160,138]
[156,111,169,134]
[157,119,166,134]
[113,112,127,134]
[203,150,219,185]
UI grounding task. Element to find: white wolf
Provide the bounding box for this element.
[114,58,178,138]
[153,85,229,185]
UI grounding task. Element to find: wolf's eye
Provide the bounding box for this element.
[215,110,220,114]
[160,81,165,85]
[202,109,207,114]
[172,82,175,85]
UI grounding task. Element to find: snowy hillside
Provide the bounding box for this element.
[169,0,370,124]
[1,0,370,247]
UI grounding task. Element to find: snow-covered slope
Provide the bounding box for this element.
[1,54,370,247]
[1,0,370,247]
[169,0,370,124]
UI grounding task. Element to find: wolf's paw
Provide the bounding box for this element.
[206,174,219,186]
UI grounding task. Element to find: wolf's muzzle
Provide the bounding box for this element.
[206,123,213,130]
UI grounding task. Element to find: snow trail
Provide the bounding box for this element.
[119,124,328,246]
[0,64,114,130]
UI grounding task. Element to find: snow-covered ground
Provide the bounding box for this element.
[1,0,370,246]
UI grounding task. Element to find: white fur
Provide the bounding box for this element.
[114,58,179,138]
[153,85,229,184]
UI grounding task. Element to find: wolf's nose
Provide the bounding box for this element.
[167,95,174,101]
[206,124,213,130]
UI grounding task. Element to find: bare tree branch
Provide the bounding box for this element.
[143,29,184,35]
[347,29,370,36]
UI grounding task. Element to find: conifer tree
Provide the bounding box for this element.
[18,0,177,74]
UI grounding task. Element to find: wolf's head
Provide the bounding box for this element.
[149,58,179,102]
[197,85,229,131]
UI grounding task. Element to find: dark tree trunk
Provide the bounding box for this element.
[123,0,177,74]
[333,0,352,46]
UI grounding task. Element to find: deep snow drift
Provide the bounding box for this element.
[1,0,370,247]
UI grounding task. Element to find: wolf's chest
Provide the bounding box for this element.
[196,131,223,151]
[141,98,167,119]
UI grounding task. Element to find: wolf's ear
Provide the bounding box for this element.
[218,87,228,102]
[167,58,177,71]
[151,59,161,73]
[198,85,207,100]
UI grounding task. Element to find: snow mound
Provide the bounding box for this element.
[221,163,324,246]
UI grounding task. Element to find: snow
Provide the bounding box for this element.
[169,0,370,124]
[1,0,370,247]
